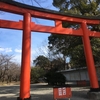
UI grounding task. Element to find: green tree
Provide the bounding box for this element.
[53,0,100,16]
[90,38,100,65]
[48,0,100,68]
[31,67,45,83]
[51,58,65,70]
[33,55,50,70]
[48,34,86,68]
[45,68,66,85]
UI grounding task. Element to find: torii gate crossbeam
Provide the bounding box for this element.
[0,0,100,100]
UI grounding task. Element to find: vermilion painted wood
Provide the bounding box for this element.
[1,19,100,37]
[20,13,31,99]
[0,2,100,24]
[0,20,23,30]
[82,22,99,89]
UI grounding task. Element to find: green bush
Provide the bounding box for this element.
[45,71,66,86]
[31,67,45,83]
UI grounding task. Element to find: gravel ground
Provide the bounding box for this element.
[0,83,90,100]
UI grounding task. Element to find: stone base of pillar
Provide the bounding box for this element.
[87,90,100,100]
[17,96,31,100]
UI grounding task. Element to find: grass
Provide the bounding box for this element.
[0,81,20,86]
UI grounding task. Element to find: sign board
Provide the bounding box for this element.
[53,87,72,99]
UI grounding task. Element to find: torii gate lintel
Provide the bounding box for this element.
[0,19,100,37]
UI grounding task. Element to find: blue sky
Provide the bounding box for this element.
[0,0,58,64]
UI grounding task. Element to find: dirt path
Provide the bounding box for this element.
[0,83,89,100]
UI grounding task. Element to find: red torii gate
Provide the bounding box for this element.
[0,0,100,100]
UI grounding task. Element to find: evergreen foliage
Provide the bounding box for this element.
[48,0,100,68]
[45,69,66,85]
[31,67,45,83]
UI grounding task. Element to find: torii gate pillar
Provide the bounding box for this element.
[82,22,99,90]
[18,13,31,100]
[82,22,100,100]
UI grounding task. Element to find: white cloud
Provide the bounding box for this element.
[0,47,12,53]
[15,49,22,53]
[12,54,21,64]
[5,48,12,52]
[0,48,4,51]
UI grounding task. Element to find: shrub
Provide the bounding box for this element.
[31,67,45,83]
[45,71,66,86]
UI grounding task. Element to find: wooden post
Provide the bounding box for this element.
[82,21,99,90]
[19,13,31,100]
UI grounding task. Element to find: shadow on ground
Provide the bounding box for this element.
[0,83,89,100]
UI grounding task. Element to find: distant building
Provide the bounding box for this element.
[58,66,100,82]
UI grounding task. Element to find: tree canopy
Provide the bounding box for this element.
[33,55,50,70]
[53,0,100,16]
[48,0,100,68]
